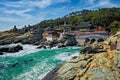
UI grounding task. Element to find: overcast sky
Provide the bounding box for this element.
[0,0,120,31]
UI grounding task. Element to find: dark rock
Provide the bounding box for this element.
[37,45,43,49]
[0,52,3,55]
[81,47,93,54]
[0,45,23,53]
[15,45,23,50]
[90,38,96,44]
[58,34,78,47]
[81,45,106,54]
[8,45,23,53]
[28,59,33,61]
[71,56,78,59]
[43,46,47,49]
[42,65,62,80]
[24,59,34,64]
[37,45,47,49]
[85,38,90,43]
[0,65,5,69]
[33,41,41,45]
[97,38,104,42]
[58,45,66,48]
[21,39,31,44]
[64,35,78,46]
[0,47,9,52]
[12,62,19,67]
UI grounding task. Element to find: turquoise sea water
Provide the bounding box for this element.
[0,44,82,80]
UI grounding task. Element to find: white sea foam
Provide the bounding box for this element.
[0,43,41,57]
[0,45,81,80]
[55,51,79,61]
[14,59,55,80]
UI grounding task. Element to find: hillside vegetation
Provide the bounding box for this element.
[0,7,120,45]
[32,7,120,31]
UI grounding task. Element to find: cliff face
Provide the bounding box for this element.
[0,31,42,45]
[43,32,120,80]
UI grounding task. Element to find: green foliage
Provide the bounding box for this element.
[109,21,120,31]
[31,7,120,31]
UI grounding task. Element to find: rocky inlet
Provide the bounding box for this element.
[42,32,120,80]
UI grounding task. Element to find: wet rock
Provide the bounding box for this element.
[0,65,5,69]
[42,65,61,80]
[0,47,9,52]
[0,45,23,53]
[37,45,44,49]
[37,45,47,49]
[71,56,78,59]
[58,44,66,48]
[24,59,34,64]
[12,62,19,67]
[8,45,23,53]
[0,52,3,55]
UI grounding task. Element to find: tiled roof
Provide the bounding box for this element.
[76,22,91,28]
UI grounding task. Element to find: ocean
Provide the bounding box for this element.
[0,44,82,80]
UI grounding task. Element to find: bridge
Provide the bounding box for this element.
[76,34,108,44]
[82,35,107,40]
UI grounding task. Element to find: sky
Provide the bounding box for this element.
[0,0,120,31]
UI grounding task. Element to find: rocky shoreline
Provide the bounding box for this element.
[0,34,78,55]
[0,45,23,55]
[42,32,120,80]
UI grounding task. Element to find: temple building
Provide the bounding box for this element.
[42,31,58,41]
[75,21,91,31]
[94,26,106,32]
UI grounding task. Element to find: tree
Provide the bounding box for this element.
[12,25,18,32]
[109,21,120,31]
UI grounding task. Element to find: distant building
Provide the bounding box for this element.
[42,31,58,41]
[30,29,42,37]
[94,26,105,32]
[75,21,91,31]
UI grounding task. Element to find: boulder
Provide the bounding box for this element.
[37,45,47,49]
[71,56,78,59]
[0,47,9,52]
[0,52,3,55]
[64,35,78,46]
[58,34,78,47]
[58,44,66,48]
[8,45,23,53]
[0,45,23,53]
[12,62,19,67]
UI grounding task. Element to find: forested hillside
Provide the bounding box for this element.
[31,7,120,31]
[0,7,120,45]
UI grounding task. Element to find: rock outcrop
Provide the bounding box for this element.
[0,45,23,54]
[39,34,78,49]
[0,30,42,45]
[43,32,120,80]
[58,34,78,48]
